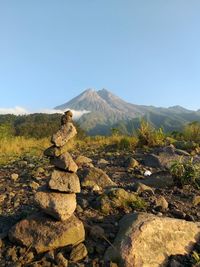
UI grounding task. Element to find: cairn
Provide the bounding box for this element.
[8,111,85,254]
[36,110,81,221]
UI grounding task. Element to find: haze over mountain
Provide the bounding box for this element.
[55,89,200,135]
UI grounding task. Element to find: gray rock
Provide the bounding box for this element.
[51,152,78,173]
[75,155,93,168]
[9,213,85,253]
[141,171,174,188]
[51,122,77,147]
[35,191,76,221]
[104,212,200,267]
[49,170,80,193]
[81,167,116,189]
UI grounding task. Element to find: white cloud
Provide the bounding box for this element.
[0,106,90,119]
[0,106,29,115]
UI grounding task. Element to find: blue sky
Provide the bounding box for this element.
[0,0,200,113]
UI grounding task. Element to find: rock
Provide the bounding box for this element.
[49,170,80,193]
[51,123,77,147]
[141,171,174,188]
[56,252,68,266]
[143,154,162,168]
[51,152,78,173]
[44,144,69,157]
[135,183,154,195]
[29,181,40,190]
[70,243,88,262]
[155,196,168,211]
[104,212,200,267]
[11,173,19,181]
[124,157,139,168]
[192,196,200,206]
[75,155,93,167]
[143,153,187,169]
[144,170,152,176]
[89,225,105,240]
[81,167,116,189]
[6,247,18,262]
[35,191,76,221]
[99,188,146,214]
[9,213,85,253]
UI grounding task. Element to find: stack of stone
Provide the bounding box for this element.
[9,111,85,254]
[36,110,81,221]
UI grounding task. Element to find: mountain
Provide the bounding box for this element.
[55,89,200,135]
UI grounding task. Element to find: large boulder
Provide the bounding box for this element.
[81,167,116,190]
[51,152,78,173]
[104,212,200,267]
[49,170,81,193]
[51,123,77,147]
[35,191,76,221]
[9,213,85,253]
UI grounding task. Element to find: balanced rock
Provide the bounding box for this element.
[51,123,77,147]
[9,213,85,253]
[104,212,200,267]
[44,143,69,157]
[49,169,81,193]
[51,152,78,173]
[35,191,76,221]
[81,167,116,189]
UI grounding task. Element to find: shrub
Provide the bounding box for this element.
[137,120,165,147]
[170,157,200,187]
[183,121,200,144]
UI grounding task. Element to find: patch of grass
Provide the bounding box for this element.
[137,120,165,147]
[0,137,51,164]
[170,157,200,187]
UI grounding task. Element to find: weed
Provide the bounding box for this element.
[170,157,200,187]
[137,120,165,147]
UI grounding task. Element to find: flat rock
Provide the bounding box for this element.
[51,152,78,172]
[35,191,76,221]
[104,212,200,267]
[51,122,77,147]
[49,170,80,193]
[9,213,85,253]
[141,171,174,188]
[44,144,69,157]
[81,167,116,189]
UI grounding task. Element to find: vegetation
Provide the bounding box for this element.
[137,120,165,147]
[170,157,200,187]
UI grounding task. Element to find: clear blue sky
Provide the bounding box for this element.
[0,0,200,112]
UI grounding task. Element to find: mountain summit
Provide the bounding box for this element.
[55,89,200,135]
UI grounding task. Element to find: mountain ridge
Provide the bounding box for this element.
[55,89,200,135]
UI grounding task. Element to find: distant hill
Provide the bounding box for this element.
[55,89,200,135]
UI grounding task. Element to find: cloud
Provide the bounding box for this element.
[39,108,90,120]
[0,106,90,119]
[0,106,29,115]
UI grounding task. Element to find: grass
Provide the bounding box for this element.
[0,137,51,164]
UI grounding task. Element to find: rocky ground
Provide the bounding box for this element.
[0,144,200,267]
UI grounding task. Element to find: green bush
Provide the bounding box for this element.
[137,120,165,147]
[170,157,200,187]
[183,121,200,143]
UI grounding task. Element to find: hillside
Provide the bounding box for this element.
[55,89,200,135]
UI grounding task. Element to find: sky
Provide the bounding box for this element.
[0,0,200,114]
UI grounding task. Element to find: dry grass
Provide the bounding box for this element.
[0,137,51,164]
[76,135,138,150]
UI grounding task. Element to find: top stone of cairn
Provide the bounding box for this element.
[51,110,77,147]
